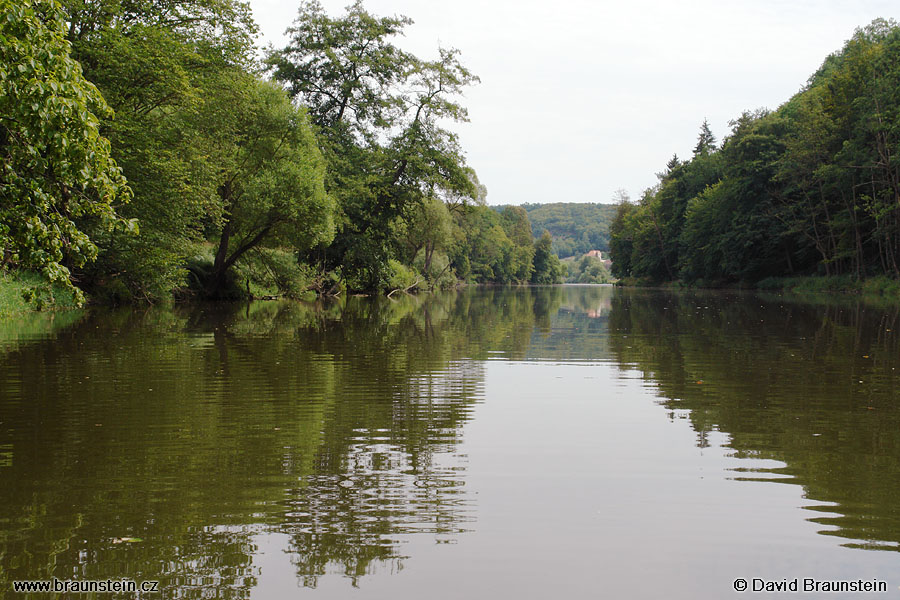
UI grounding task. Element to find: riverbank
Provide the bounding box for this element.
[755,276,900,295]
[0,271,80,316]
[616,275,900,297]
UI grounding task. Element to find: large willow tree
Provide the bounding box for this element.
[269,0,481,291]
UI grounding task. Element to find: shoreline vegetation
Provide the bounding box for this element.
[1,0,566,313]
[6,2,900,313]
[609,19,900,298]
[617,274,900,296]
[0,271,80,316]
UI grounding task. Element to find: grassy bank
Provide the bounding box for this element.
[755,276,900,296]
[616,275,900,297]
[0,271,81,316]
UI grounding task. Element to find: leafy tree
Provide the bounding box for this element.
[531,231,564,284]
[610,122,723,282]
[450,205,536,284]
[608,200,636,279]
[610,19,900,286]
[500,206,535,281]
[562,254,611,284]
[168,74,331,297]
[270,1,480,291]
[679,111,792,283]
[511,203,618,258]
[395,195,452,282]
[501,206,533,247]
[0,0,132,303]
[60,0,259,299]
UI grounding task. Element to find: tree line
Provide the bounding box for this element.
[0,0,563,306]
[610,19,900,288]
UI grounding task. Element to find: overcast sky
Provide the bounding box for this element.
[247,0,897,205]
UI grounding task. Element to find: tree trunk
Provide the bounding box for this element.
[208,220,234,298]
[424,241,434,274]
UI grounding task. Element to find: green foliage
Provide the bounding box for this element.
[608,201,635,279]
[185,244,319,301]
[59,0,259,300]
[611,20,900,287]
[450,205,535,284]
[531,231,564,284]
[386,259,420,292]
[0,0,132,304]
[862,276,900,296]
[234,249,317,300]
[412,250,457,289]
[564,254,612,284]
[4,0,573,306]
[54,0,337,301]
[693,118,717,156]
[394,195,453,285]
[270,1,481,292]
[0,270,80,314]
[754,275,900,296]
[204,75,333,297]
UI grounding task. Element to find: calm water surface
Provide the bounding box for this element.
[1,286,899,598]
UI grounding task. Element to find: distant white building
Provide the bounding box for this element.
[585,250,613,269]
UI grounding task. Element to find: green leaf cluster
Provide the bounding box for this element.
[564,253,612,284]
[0,0,131,304]
[3,0,568,303]
[55,0,339,300]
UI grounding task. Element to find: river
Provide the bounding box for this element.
[1,286,898,598]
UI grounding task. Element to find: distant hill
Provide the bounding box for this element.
[494,203,618,258]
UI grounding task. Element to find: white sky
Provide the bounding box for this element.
[247,0,898,205]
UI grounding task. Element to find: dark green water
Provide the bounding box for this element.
[1,286,899,598]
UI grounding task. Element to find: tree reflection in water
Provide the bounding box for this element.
[3,286,900,599]
[0,287,564,596]
[608,289,900,551]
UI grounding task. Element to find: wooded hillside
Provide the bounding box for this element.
[494,203,617,258]
[610,19,900,287]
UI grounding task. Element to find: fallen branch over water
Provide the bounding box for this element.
[387,277,422,298]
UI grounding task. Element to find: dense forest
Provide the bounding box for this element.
[496,203,617,258]
[610,19,900,289]
[0,0,563,309]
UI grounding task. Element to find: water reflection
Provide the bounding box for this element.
[526,285,612,361]
[2,285,900,597]
[0,287,564,596]
[608,289,900,551]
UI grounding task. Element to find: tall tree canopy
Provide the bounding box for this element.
[202,74,333,297]
[610,19,900,287]
[60,0,263,299]
[3,0,562,304]
[269,0,481,291]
